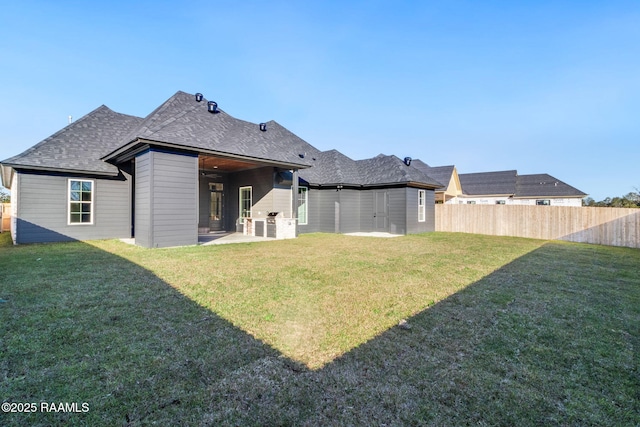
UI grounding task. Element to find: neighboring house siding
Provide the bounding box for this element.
[511,198,583,207]
[14,171,130,244]
[135,150,198,248]
[460,196,583,206]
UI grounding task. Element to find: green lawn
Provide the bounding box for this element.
[0,232,638,426]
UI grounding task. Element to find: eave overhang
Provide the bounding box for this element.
[308,181,442,190]
[102,138,313,170]
[0,163,120,181]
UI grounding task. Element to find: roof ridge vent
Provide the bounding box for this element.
[404,156,412,166]
[195,93,203,102]
[207,101,218,113]
[259,123,267,131]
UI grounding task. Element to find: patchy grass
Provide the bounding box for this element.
[0,232,638,426]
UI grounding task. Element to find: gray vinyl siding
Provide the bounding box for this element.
[301,186,436,236]
[387,188,407,234]
[135,152,151,247]
[299,188,360,234]
[338,189,361,233]
[298,189,321,233]
[359,190,374,232]
[14,170,131,244]
[405,187,435,234]
[135,149,198,248]
[315,190,339,233]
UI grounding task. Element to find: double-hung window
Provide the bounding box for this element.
[418,189,426,222]
[239,186,252,223]
[69,179,93,224]
[298,187,308,225]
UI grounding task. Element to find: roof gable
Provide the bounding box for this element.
[2,105,143,175]
[110,91,319,167]
[412,161,455,191]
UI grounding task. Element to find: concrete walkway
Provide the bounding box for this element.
[344,232,402,238]
[198,232,275,245]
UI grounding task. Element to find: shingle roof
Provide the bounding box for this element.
[356,154,442,187]
[106,91,318,167]
[515,174,586,198]
[299,152,442,188]
[1,90,442,190]
[459,170,586,198]
[1,106,143,175]
[459,170,518,196]
[411,160,454,190]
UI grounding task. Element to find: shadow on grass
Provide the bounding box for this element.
[1,238,638,426]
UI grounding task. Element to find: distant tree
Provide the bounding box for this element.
[0,188,9,203]
[587,188,640,208]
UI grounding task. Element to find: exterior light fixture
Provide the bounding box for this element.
[195,93,203,102]
[207,101,218,113]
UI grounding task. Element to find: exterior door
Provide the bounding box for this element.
[209,183,224,231]
[374,190,388,231]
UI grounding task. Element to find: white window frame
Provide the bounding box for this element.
[68,179,94,225]
[298,187,308,225]
[536,199,551,206]
[239,186,252,224]
[418,189,426,222]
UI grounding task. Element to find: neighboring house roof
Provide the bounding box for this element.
[1,105,143,176]
[411,161,455,190]
[458,170,586,198]
[103,91,318,169]
[459,170,518,196]
[515,174,587,198]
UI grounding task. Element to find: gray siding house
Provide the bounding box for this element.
[1,91,442,247]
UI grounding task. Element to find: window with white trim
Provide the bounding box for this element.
[536,199,551,206]
[298,187,308,225]
[239,186,252,223]
[69,179,94,224]
[418,189,426,222]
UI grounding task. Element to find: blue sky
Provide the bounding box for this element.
[1,0,638,201]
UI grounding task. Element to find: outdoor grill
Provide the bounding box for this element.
[266,212,279,238]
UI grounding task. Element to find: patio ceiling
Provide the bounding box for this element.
[198,155,265,173]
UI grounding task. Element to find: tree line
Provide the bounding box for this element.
[583,188,640,208]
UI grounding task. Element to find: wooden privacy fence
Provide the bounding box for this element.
[1,203,10,233]
[435,205,640,249]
